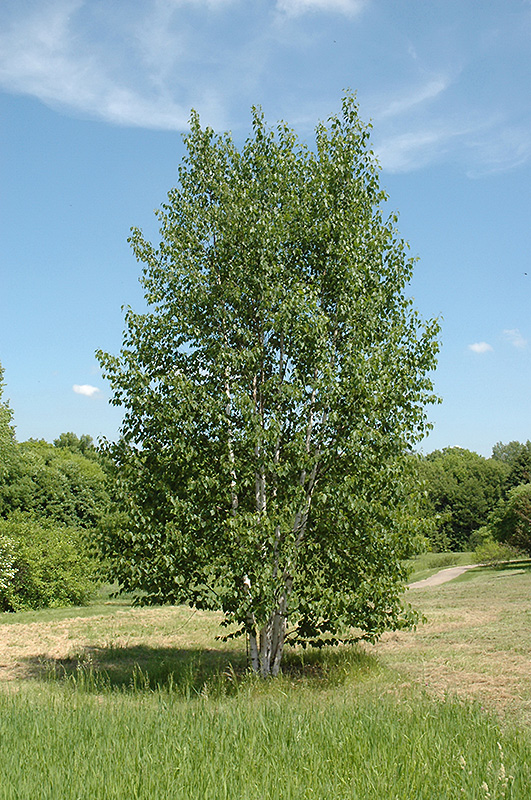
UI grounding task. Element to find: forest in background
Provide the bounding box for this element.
[1,362,530,612]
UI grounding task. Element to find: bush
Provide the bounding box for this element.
[0,533,17,608]
[0,513,98,612]
[468,525,492,550]
[473,538,521,566]
[424,552,460,569]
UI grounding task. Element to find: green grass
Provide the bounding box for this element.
[406,551,475,582]
[1,670,530,799]
[377,560,531,726]
[1,563,531,798]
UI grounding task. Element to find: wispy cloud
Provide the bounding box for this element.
[374,123,468,173]
[0,0,529,176]
[73,384,100,397]
[0,0,218,129]
[504,329,527,349]
[465,124,531,177]
[376,78,450,120]
[374,111,531,175]
[468,342,493,354]
[275,0,367,17]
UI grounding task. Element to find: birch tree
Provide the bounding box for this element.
[97,95,440,677]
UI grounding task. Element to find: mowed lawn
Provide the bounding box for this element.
[0,561,530,799]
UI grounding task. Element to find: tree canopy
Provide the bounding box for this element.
[492,440,531,489]
[0,439,108,528]
[419,447,509,550]
[489,482,531,555]
[97,95,440,676]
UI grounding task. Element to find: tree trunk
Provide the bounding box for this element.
[247,580,292,677]
[248,614,285,677]
[259,609,286,677]
[247,618,261,674]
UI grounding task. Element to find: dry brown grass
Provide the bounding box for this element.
[1,562,530,724]
[0,604,238,684]
[367,562,531,723]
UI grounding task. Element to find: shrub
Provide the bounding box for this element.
[0,513,98,612]
[468,525,491,550]
[0,533,17,610]
[473,538,521,566]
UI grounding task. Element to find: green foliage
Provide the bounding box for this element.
[491,439,525,466]
[0,363,18,483]
[0,365,106,611]
[492,440,531,489]
[419,448,508,550]
[97,95,440,675]
[0,532,17,602]
[0,513,98,611]
[0,439,108,527]
[489,482,531,555]
[469,524,492,550]
[474,538,521,565]
[54,432,99,459]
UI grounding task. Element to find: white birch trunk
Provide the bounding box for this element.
[247,620,261,674]
[224,365,239,515]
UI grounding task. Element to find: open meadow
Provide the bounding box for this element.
[0,560,530,799]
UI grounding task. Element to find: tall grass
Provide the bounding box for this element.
[2,566,531,798]
[0,662,530,799]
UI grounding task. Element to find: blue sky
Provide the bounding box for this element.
[1,0,530,457]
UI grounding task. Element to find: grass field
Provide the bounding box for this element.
[405,550,476,583]
[375,559,531,725]
[0,559,530,798]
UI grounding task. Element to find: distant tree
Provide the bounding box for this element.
[0,370,103,609]
[489,482,531,555]
[54,432,96,457]
[491,440,525,466]
[97,95,440,676]
[0,440,108,528]
[0,363,18,484]
[420,448,508,550]
[491,439,531,491]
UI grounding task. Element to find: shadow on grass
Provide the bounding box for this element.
[25,644,246,695]
[23,640,380,696]
[456,558,531,582]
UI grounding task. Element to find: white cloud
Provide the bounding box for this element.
[276,0,367,17]
[503,329,527,349]
[373,123,472,173]
[73,384,100,397]
[164,0,237,6]
[373,110,529,175]
[376,78,450,120]
[0,0,219,130]
[468,342,493,354]
[465,124,531,177]
[0,0,529,177]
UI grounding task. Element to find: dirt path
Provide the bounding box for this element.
[408,564,479,589]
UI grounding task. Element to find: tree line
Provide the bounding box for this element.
[0,367,108,611]
[4,360,530,614]
[418,443,531,559]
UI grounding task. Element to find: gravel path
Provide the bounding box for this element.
[408,564,479,589]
